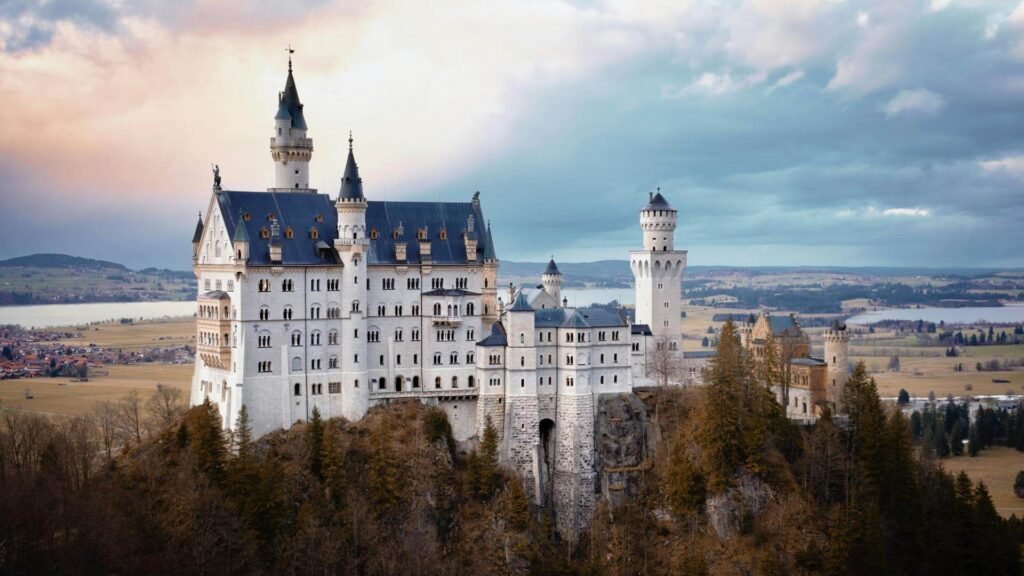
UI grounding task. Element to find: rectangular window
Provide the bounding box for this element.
[329,382,340,394]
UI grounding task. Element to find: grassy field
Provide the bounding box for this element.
[941,446,1024,518]
[1,318,195,417]
[59,317,196,351]
[0,363,191,417]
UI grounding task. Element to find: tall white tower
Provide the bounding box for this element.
[270,57,314,191]
[541,258,562,305]
[334,134,369,420]
[630,190,687,359]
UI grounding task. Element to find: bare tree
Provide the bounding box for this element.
[147,383,185,433]
[649,336,683,387]
[94,401,119,460]
[116,390,144,446]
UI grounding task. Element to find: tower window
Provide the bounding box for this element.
[260,227,270,239]
[439,229,447,240]
[370,229,379,240]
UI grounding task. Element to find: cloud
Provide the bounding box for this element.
[979,155,1024,177]
[867,206,932,217]
[665,70,766,97]
[882,88,947,117]
[770,69,805,90]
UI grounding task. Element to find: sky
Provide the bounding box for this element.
[0,0,1023,270]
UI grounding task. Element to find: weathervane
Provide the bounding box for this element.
[286,44,294,71]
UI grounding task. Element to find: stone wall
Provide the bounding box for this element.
[475,395,505,440]
[552,393,596,540]
[506,396,540,502]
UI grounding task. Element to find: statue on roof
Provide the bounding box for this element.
[212,164,222,190]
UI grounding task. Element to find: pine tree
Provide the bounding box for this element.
[307,406,324,480]
[234,404,253,464]
[186,399,228,484]
[698,321,747,490]
[665,440,706,516]
[968,424,981,457]
[467,416,501,500]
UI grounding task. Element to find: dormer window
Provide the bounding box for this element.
[242,212,252,222]
[284,227,294,239]
[309,228,319,239]
[417,228,427,241]
[393,229,401,239]
[370,228,379,240]
[260,227,270,239]
[314,213,324,223]
[438,229,447,240]
[266,213,275,221]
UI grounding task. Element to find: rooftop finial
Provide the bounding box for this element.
[287,44,294,72]
[349,130,353,151]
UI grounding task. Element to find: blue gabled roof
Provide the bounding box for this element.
[768,315,800,336]
[509,290,533,312]
[216,191,337,266]
[478,321,508,347]
[533,306,628,328]
[366,200,494,265]
[212,191,497,267]
[644,191,674,211]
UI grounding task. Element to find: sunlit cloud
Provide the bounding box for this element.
[882,88,946,117]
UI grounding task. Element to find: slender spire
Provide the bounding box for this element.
[275,50,306,130]
[338,132,364,201]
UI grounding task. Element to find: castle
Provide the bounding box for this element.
[189,60,850,537]
[189,60,686,538]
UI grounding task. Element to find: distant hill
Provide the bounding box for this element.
[0,253,129,271]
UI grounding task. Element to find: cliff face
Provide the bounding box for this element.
[595,393,659,509]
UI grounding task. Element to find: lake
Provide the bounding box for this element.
[562,288,635,307]
[0,289,635,329]
[846,306,1024,326]
[0,301,197,329]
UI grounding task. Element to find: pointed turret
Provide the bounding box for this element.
[270,57,313,191]
[191,212,204,263]
[542,257,562,305]
[338,133,365,201]
[233,210,250,262]
[191,212,204,244]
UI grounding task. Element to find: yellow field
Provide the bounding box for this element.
[680,305,754,351]
[58,317,195,351]
[0,363,191,417]
[941,446,1024,518]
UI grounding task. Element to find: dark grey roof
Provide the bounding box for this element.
[644,191,675,211]
[482,221,497,261]
[192,214,204,243]
[791,357,826,367]
[543,258,560,275]
[232,213,249,243]
[631,324,652,335]
[366,200,495,265]
[275,67,307,130]
[563,309,590,328]
[201,290,230,300]
[686,350,717,359]
[214,191,495,267]
[423,288,480,297]
[509,291,533,312]
[338,139,364,201]
[768,315,801,336]
[478,321,507,347]
[533,306,627,328]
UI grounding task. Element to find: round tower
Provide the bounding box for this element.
[542,257,562,305]
[823,323,851,409]
[270,57,314,191]
[640,190,677,252]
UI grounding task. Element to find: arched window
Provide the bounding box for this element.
[379,377,387,390]
[294,383,301,396]
[467,302,475,316]
[468,375,475,387]
[291,357,302,372]
[451,376,458,388]
[433,303,442,315]
[435,377,441,389]
[412,376,420,388]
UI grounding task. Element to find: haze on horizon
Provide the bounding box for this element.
[1,0,1023,270]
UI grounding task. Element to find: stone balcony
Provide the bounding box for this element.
[431,314,462,326]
